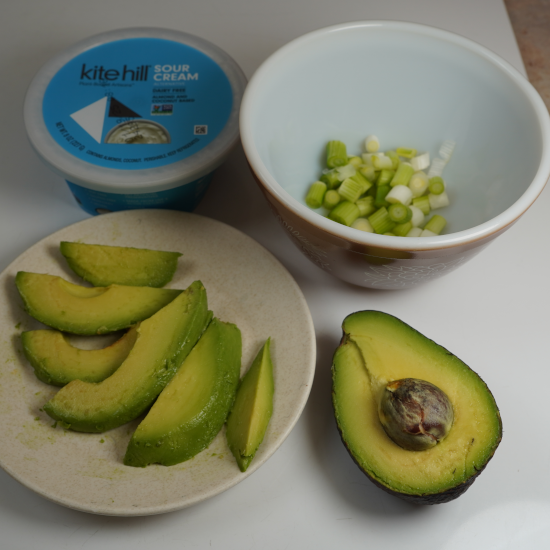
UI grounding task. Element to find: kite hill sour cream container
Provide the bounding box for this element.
[24,27,247,215]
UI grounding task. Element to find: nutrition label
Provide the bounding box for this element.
[42,37,233,170]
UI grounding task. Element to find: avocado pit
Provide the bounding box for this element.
[378,378,454,451]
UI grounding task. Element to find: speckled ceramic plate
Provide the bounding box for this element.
[0,210,315,516]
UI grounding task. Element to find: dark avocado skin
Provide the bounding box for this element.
[331,310,503,505]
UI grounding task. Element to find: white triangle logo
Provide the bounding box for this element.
[70,97,108,143]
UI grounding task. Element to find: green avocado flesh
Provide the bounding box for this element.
[15,272,182,335]
[332,310,502,504]
[21,326,138,386]
[43,281,210,433]
[124,317,242,467]
[60,241,182,287]
[226,338,274,472]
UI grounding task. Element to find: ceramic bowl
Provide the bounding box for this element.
[240,21,550,289]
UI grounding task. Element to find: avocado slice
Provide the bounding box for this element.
[15,272,182,335]
[43,281,210,433]
[226,338,274,472]
[124,317,242,467]
[332,310,502,505]
[60,241,182,287]
[21,326,138,386]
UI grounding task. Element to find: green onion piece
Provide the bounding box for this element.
[348,155,363,168]
[364,134,380,153]
[351,217,374,233]
[396,147,417,159]
[323,189,341,210]
[385,150,400,169]
[439,140,455,161]
[409,205,425,227]
[390,162,414,187]
[421,229,438,237]
[338,178,365,203]
[408,171,429,197]
[336,163,356,181]
[373,154,393,170]
[374,185,391,208]
[359,164,376,182]
[368,207,396,234]
[406,226,423,237]
[328,201,360,226]
[350,171,373,193]
[412,195,431,215]
[305,181,327,209]
[361,153,374,166]
[326,140,348,168]
[384,232,396,236]
[388,203,412,223]
[386,185,413,206]
[320,169,341,189]
[410,152,430,171]
[429,176,445,195]
[376,169,395,187]
[394,221,413,237]
[424,214,447,235]
[428,190,450,210]
[356,196,376,217]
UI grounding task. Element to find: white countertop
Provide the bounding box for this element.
[1,1,548,548]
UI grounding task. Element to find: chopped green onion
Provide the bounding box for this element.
[396,147,417,159]
[326,140,348,168]
[410,152,430,171]
[384,232,396,236]
[376,169,395,187]
[424,214,447,235]
[412,195,431,215]
[427,157,446,178]
[385,150,400,169]
[420,229,438,237]
[429,176,445,195]
[350,171,373,193]
[428,190,450,210]
[439,140,455,161]
[305,181,327,209]
[358,164,376,182]
[393,221,413,237]
[409,205,425,227]
[361,153,374,166]
[408,171,429,197]
[388,203,412,223]
[323,189,341,210]
[351,217,374,232]
[364,134,380,153]
[406,226,423,237]
[374,185,391,208]
[386,184,413,206]
[339,177,365,203]
[348,155,363,168]
[390,162,414,187]
[356,196,376,217]
[320,169,341,189]
[373,154,393,170]
[328,201,360,226]
[336,163,356,181]
[368,207,396,234]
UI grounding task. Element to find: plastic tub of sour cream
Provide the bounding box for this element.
[24,27,247,215]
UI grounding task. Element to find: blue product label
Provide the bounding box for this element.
[66,173,213,216]
[43,38,233,169]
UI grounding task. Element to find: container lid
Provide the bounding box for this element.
[24,27,247,193]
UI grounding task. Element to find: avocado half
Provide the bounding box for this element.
[332,310,502,505]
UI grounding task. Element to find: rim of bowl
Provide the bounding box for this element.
[240,20,550,252]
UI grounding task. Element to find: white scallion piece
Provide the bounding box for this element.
[409,205,425,227]
[351,217,375,232]
[420,229,438,237]
[439,140,456,162]
[373,154,393,170]
[410,152,430,172]
[428,190,450,210]
[427,157,447,178]
[408,171,429,198]
[336,163,356,181]
[386,184,413,206]
[364,134,380,153]
[406,226,423,237]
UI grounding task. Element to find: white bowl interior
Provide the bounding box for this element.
[245,22,545,234]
